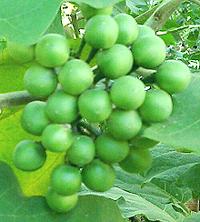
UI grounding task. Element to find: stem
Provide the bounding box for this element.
[78,120,101,137]
[157,24,200,35]
[71,13,79,38]
[0,91,34,109]
[145,0,182,31]
[86,48,98,64]
[75,38,86,58]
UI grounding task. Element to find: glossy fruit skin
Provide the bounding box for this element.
[24,64,57,98]
[107,110,142,140]
[110,76,146,110]
[46,187,78,213]
[78,89,112,123]
[155,60,191,94]
[42,124,73,152]
[82,159,115,192]
[13,140,46,171]
[67,135,95,167]
[119,148,152,174]
[97,44,133,79]
[139,89,173,122]
[85,15,119,49]
[115,13,139,45]
[46,90,78,124]
[21,101,50,136]
[137,25,155,39]
[132,35,166,69]
[95,134,129,163]
[7,41,35,64]
[50,164,81,195]
[80,3,113,19]
[58,59,94,95]
[35,33,70,67]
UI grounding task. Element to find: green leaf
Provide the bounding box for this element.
[184,213,200,222]
[0,0,63,45]
[0,161,125,222]
[0,110,64,196]
[143,74,200,153]
[69,0,124,8]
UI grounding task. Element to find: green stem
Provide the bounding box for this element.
[76,38,86,58]
[0,91,34,109]
[86,48,98,64]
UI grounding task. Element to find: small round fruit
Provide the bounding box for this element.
[95,134,129,163]
[24,64,57,98]
[35,33,70,67]
[42,124,73,152]
[97,44,133,79]
[119,148,152,174]
[13,140,46,171]
[82,159,115,192]
[80,3,113,19]
[85,15,119,49]
[110,76,146,110]
[46,90,78,124]
[46,187,78,213]
[58,59,94,95]
[67,135,95,166]
[115,13,139,45]
[107,110,142,140]
[78,89,112,123]
[139,89,173,122]
[21,101,50,136]
[132,35,166,69]
[137,25,155,39]
[7,41,34,64]
[51,165,81,195]
[155,60,191,94]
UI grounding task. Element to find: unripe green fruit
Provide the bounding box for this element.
[58,59,94,95]
[78,89,112,123]
[137,25,155,39]
[85,15,119,49]
[107,110,142,140]
[110,76,146,110]
[42,124,73,152]
[50,164,81,196]
[46,187,78,213]
[95,134,129,163]
[82,159,115,192]
[119,148,152,174]
[80,3,113,19]
[97,44,133,79]
[46,90,78,124]
[132,35,166,69]
[21,101,50,136]
[35,33,70,67]
[115,13,139,45]
[13,140,46,171]
[139,89,173,122]
[7,41,35,64]
[155,60,191,94]
[24,64,57,98]
[67,135,95,167]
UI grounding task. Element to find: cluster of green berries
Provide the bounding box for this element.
[12,3,191,214]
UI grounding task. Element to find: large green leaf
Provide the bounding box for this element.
[0,0,62,45]
[0,162,126,222]
[143,74,200,153]
[0,110,65,196]
[69,0,124,8]
[184,213,200,222]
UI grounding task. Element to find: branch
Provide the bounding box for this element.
[145,0,182,31]
[0,91,34,109]
[157,24,200,35]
